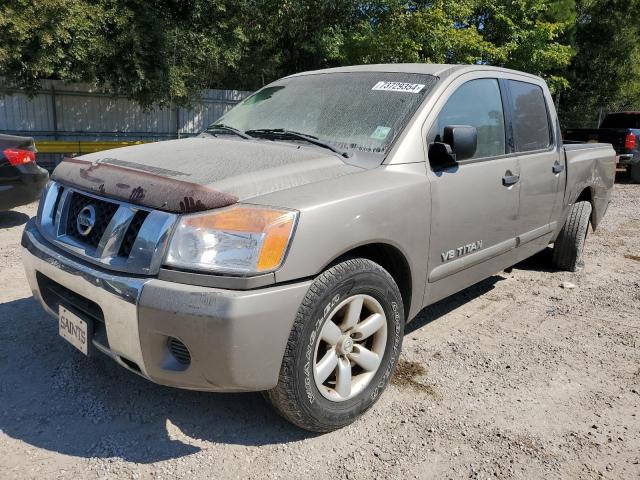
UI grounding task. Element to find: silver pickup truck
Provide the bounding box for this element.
[22,64,615,432]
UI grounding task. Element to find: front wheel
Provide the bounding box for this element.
[265,258,404,432]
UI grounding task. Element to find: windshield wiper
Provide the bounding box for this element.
[206,124,253,139]
[245,128,350,158]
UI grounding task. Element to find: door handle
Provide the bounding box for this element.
[552,162,565,174]
[502,172,520,186]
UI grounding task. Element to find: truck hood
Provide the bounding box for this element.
[51,136,363,213]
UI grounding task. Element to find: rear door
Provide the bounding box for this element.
[504,79,565,244]
[423,76,520,303]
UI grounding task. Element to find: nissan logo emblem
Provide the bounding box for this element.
[76,205,97,236]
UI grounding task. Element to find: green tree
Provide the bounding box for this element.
[472,0,574,91]
[343,0,497,64]
[0,0,250,107]
[0,0,592,108]
[559,0,640,127]
[342,0,573,92]
[228,0,356,90]
[0,0,104,92]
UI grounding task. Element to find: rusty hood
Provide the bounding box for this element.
[51,136,363,213]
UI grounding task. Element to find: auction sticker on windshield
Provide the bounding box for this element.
[59,305,89,355]
[371,126,392,140]
[372,81,425,93]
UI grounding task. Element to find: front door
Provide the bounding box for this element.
[423,77,520,303]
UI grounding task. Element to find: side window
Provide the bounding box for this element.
[430,79,506,159]
[507,80,552,152]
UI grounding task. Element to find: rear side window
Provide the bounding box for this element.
[430,79,506,159]
[507,80,552,152]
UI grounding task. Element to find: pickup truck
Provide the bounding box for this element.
[0,134,49,211]
[564,111,640,182]
[21,64,615,432]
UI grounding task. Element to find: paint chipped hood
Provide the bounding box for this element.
[51,136,364,212]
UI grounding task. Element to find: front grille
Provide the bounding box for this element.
[51,186,64,221]
[118,210,149,257]
[66,192,119,247]
[38,182,177,274]
[37,272,109,348]
[168,337,191,365]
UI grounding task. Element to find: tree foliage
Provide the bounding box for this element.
[0,0,638,121]
[559,0,640,127]
[0,0,249,107]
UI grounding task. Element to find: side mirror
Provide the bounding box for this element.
[428,125,478,169]
[444,125,477,161]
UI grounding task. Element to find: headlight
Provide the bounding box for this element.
[164,204,298,275]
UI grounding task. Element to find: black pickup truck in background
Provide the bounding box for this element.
[0,134,49,211]
[564,112,640,182]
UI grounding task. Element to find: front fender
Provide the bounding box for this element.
[249,164,431,320]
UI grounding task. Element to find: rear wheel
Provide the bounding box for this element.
[265,258,404,432]
[551,200,592,272]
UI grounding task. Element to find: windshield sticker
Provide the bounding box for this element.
[372,81,425,93]
[371,126,392,140]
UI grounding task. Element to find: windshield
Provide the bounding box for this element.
[215,72,436,154]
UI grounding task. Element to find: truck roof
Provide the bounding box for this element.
[286,63,544,82]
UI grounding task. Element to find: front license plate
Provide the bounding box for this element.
[59,305,89,355]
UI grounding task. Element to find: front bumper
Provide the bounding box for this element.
[22,219,312,392]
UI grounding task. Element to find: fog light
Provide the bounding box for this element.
[168,337,191,366]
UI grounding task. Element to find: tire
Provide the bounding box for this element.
[630,162,640,183]
[265,258,404,432]
[551,201,592,272]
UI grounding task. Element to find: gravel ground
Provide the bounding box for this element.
[0,180,638,479]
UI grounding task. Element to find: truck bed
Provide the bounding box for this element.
[564,128,629,152]
[563,143,616,229]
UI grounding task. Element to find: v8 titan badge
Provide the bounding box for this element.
[441,240,483,262]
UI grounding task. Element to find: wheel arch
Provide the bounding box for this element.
[322,242,413,322]
[575,186,596,230]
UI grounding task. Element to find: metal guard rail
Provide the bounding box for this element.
[35,140,149,155]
